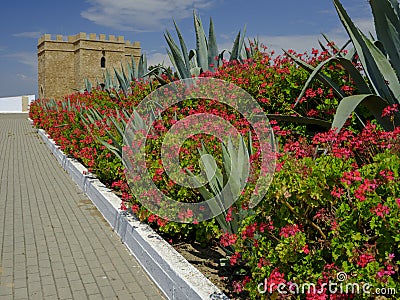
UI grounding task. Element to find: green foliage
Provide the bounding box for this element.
[289,0,400,132]
[233,150,400,299]
[187,135,252,240]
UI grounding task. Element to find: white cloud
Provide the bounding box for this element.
[6,52,37,69]
[353,17,376,36]
[254,17,375,55]
[13,31,43,39]
[146,51,172,67]
[16,73,31,80]
[81,0,215,31]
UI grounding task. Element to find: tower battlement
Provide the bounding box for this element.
[37,32,141,47]
[37,32,141,100]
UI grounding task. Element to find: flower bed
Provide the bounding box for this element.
[30,48,399,299]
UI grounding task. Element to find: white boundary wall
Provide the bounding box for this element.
[0,95,35,113]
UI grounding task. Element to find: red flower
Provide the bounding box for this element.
[241,222,257,239]
[230,252,241,266]
[357,253,375,268]
[370,203,390,218]
[220,232,237,247]
[266,268,286,292]
[279,224,301,238]
[331,186,344,198]
[382,104,399,117]
[341,85,353,92]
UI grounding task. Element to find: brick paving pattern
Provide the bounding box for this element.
[0,114,165,299]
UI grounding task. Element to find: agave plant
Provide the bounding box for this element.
[164,11,249,79]
[186,134,254,254]
[287,0,400,132]
[81,107,129,160]
[81,101,163,162]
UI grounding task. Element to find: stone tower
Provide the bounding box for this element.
[37,32,141,100]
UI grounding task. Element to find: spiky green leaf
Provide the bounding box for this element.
[334,0,400,104]
[193,11,208,71]
[208,17,219,70]
[331,94,395,132]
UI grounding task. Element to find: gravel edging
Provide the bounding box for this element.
[35,127,229,300]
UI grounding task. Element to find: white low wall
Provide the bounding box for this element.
[0,95,35,113]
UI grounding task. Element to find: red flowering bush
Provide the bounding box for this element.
[229,126,400,299]
[29,46,400,299]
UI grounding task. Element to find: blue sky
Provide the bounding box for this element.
[0,0,374,98]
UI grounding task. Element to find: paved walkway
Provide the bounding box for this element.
[0,114,165,299]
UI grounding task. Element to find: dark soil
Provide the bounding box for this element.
[171,240,244,299]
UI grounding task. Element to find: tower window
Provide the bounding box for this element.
[101,56,106,68]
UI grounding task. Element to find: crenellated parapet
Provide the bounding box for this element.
[38,32,140,47]
[37,32,140,53]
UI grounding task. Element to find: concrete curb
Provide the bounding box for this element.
[35,127,229,300]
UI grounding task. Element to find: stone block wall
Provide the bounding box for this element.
[37,32,141,100]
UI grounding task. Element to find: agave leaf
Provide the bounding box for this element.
[103,69,113,90]
[126,56,134,81]
[84,78,92,93]
[166,49,178,74]
[370,0,400,77]
[321,33,341,55]
[199,145,223,193]
[95,137,122,160]
[296,55,372,107]
[185,167,229,232]
[247,131,253,158]
[114,69,128,96]
[120,63,129,89]
[193,11,208,71]
[231,136,249,196]
[265,114,332,129]
[386,19,400,61]
[331,94,395,132]
[164,30,191,79]
[243,40,252,60]
[333,0,400,104]
[225,139,241,198]
[362,31,400,103]
[173,19,191,74]
[189,49,196,62]
[344,46,356,61]
[284,50,346,100]
[189,50,199,69]
[138,53,148,78]
[318,40,329,53]
[389,0,400,15]
[131,55,138,79]
[238,24,247,61]
[229,31,241,62]
[89,107,104,121]
[185,168,213,199]
[220,143,231,182]
[208,17,219,70]
[151,72,169,86]
[108,116,125,140]
[190,67,202,77]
